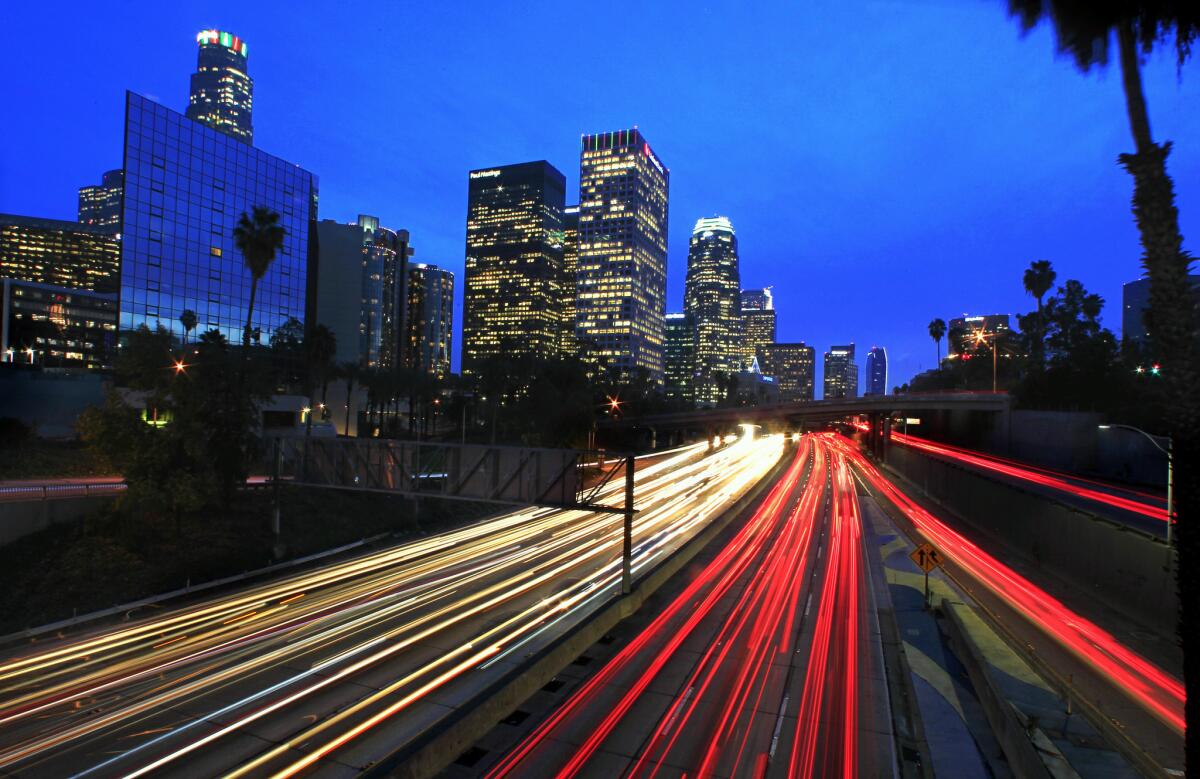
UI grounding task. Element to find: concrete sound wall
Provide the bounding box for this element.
[0,496,111,546]
[885,444,1176,636]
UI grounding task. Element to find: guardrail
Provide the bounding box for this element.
[0,481,126,503]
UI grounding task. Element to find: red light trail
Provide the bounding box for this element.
[835,435,1184,733]
[489,436,871,777]
[892,432,1167,523]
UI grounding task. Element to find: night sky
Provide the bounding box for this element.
[3,1,1198,391]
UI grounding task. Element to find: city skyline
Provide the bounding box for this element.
[2,3,1198,391]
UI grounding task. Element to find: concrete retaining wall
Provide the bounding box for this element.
[0,496,112,546]
[886,444,1176,635]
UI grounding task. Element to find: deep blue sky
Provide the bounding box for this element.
[3,1,1198,391]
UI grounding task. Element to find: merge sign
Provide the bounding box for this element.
[909,542,944,573]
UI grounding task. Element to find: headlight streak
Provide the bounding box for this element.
[485,439,819,778]
[836,434,1184,733]
[0,439,786,777]
[892,432,1167,522]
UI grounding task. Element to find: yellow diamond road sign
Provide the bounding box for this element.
[910,542,944,573]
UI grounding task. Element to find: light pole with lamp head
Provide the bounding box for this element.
[1098,424,1173,549]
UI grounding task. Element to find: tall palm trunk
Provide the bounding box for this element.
[343,375,355,437]
[243,278,259,349]
[1117,20,1200,764]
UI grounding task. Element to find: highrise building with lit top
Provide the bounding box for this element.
[186,29,253,144]
[462,161,566,376]
[739,287,776,370]
[685,216,741,405]
[576,128,669,382]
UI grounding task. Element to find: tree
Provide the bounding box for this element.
[928,318,947,368]
[303,324,337,431]
[179,309,198,346]
[78,325,268,524]
[339,361,360,436]
[1008,5,1200,755]
[232,206,286,349]
[1022,259,1057,367]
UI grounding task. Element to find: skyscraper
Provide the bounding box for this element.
[186,30,253,144]
[559,205,579,356]
[315,215,411,369]
[758,342,815,402]
[948,314,1011,356]
[685,216,741,405]
[1,213,120,293]
[1122,277,1200,349]
[120,92,316,343]
[664,311,696,404]
[406,263,454,379]
[739,287,776,369]
[77,170,124,232]
[865,346,888,395]
[1,279,117,370]
[463,161,565,376]
[823,344,858,399]
[576,128,669,382]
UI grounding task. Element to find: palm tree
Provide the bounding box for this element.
[928,318,947,369]
[304,324,338,427]
[1023,259,1057,367]
[232,206,286,349]
[1007,5,1199,759]
[339,361,360,436]
[179,309,198,346]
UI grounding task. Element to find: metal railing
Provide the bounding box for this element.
[0,481,127,503]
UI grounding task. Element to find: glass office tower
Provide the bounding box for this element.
[186,30,254,144]
[559,204,579,356]
[684,216,741,405]
[406,263,455,379]
[577,128,669,382]
[462,161,565,376]
[758,342,815,402]
[1,214,120,293]
[664,311,696,404]
[865,346,888,395]
[823,344,858,399]
[740,287,776,369]
[78,169,124,232]
[119,92,316,345]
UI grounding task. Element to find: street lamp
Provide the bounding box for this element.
[1098,424,1173,548]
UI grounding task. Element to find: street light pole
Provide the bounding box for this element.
[1098,424,1173,548]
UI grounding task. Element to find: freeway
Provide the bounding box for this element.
[484,434,893,777]
[0,434,784,777]
[838,435,1184,773]
[891,432,1168,534]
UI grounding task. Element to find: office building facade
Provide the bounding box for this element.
[559,204,579,356]
[740,287,776,369]
[823,344,858,399]
[463,161,565,375]
[1122,276,1200,350]
[664,311,696,404]
[576,128,669,382]
[1,214,120,293]
[120,92,317,345]
[948,314,1011,356]
[186,30,253,144]
[1,278,118,370]
[758,342,815,402]
[865,346,888,395]
[406,263,454,379]
[685,216,741,406]
[78,169,124,232]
